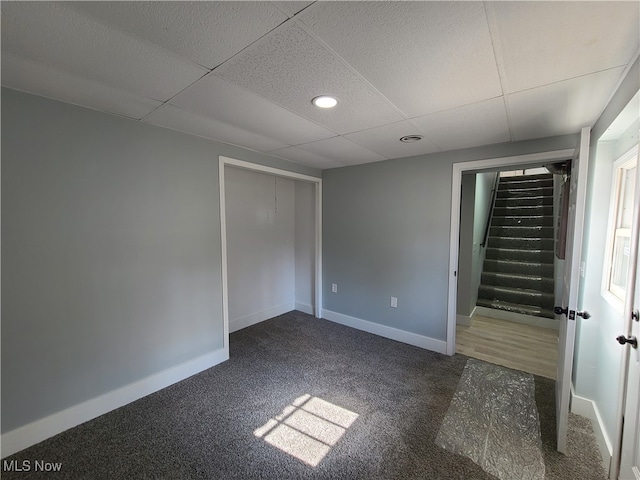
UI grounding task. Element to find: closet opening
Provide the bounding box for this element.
[218,157,322,356]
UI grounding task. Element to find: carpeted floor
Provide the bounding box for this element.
[2,311,607,479]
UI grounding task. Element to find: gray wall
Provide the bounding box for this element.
[225,167,316,327]
[322,135,579,341]
[456,171,495,318]
[575,58,639,383]
[471,172,497,312]
[225,167,295,330]
[573,56,639,447]
[574,140,623,440]
[457,174,477,318]
[1,88,320,433]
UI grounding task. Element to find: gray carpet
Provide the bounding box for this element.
[2,311,607,479]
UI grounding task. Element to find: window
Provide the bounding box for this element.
[604,145,639,306]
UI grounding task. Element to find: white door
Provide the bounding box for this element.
[618,144,640,480]
[556,127,590,454]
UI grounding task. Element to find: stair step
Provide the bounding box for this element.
[478,173,557,321]
[490,225,554,239]
[488,236,554,250]
[491,215,553,227]
[485,247,554,263]
[497,186,554,198]
[493,205,554,216]
[483,259,554,276]
[495,196,553,207]
[481,271,555,292]
[478,285,555,309]
[498,177,553,189]
[476,299,555,319]
[500,173,553,183]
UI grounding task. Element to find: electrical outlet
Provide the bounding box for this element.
[391,296,398,308]
[331,283,338,293]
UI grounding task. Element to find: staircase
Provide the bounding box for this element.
[477,173,556,318]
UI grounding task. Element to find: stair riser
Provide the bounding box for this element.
[499,178,553,189]
[495,196,553,207]
[500,173,553,183]
[485,248,554,263]
[487,237,554,250]
[491,216,553,227]
[490,226,554,238]
[493,205,554,216]
[497,187,554,198]
[481,272,554,291]
[476,299,555,319]
[477,285,555,309]
[483,259,554,276]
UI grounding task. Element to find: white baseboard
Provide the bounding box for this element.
[570,387,613,474]
[1,348,229,459]
[475,306,559,330]
[322,310,447,354]
[229,302,295,333]
[295,302,314,315]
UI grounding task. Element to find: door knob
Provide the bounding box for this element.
[554,307,591,319]
[554,306,568,316]
[616,335,638,348]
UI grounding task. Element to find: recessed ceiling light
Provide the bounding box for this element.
[312,95,338,109]
[399,135,423,143]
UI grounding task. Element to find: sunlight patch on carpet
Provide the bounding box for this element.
[254,394,359,467]
[435,359,545,480]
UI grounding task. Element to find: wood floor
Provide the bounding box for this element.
[456,315,558,379]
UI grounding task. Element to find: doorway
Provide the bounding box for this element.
[455,166,561,379]
[447,149,575,355]
[218,156,323,357]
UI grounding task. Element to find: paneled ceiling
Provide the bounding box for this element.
[2,1,639,169]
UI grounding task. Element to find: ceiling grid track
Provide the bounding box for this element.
[482,1,515,143]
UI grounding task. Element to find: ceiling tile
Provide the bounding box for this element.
[171,74,336,146]
[508,67,626,142]
[69,2,287,69]
[2,53,162,120]
[1,2,207,101]
[345,121,440,159]
[411,97,510,151]
[143,104,288,152]
[288,136,386,166]
[298,1,503,117]
[487,1,640,94]
[270,146,345,170]
[214,22,404,134]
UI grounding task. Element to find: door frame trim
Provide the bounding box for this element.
[219,156,323,357]
[446,148,576,355]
